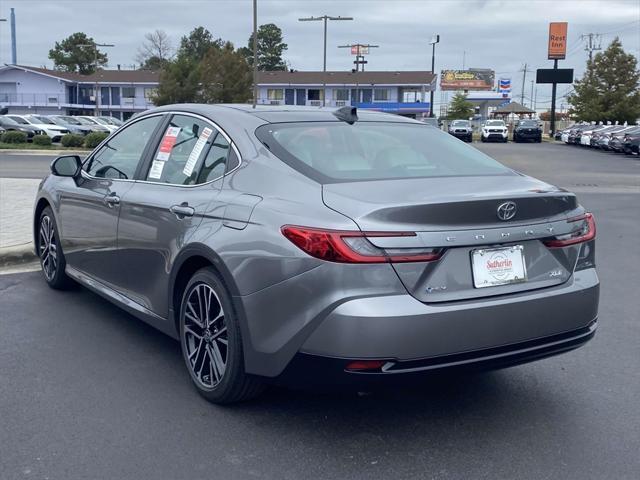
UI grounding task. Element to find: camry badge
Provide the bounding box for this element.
[497,201,517,221]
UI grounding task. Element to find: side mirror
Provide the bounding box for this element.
[51,155,82,177]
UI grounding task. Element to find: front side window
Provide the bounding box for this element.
[257,122,511,183]
[85,115,162,179]
[8,116,29,125]
[267,89,283,101]
[145,114,229,185]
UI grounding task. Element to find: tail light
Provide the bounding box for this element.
[345,360,387,372]
[543,213,596,248]
[281,225,443,264]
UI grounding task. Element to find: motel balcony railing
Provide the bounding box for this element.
[0,93,155,110]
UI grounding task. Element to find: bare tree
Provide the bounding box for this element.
[136,30,174,69]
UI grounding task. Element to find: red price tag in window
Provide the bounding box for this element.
[156,126,181,161]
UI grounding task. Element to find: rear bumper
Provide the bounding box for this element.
[300,268,599,361]
[276,320,597,388]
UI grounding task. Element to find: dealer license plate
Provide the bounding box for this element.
[472,245,527,288]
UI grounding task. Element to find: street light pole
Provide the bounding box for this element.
[79,42,114,116]
[299,15,353,107]
[0,18,6,65]
[429,34,439,118]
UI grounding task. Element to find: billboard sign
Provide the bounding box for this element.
[548,22,568,60]
[440,69,495,91]
[536,68,574,84]
[350,44,370,55]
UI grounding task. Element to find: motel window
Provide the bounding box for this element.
[333,89,349,101]
[374,89,389,101]
[267,89,284,100]
[144,88,157,102]
[122,87,136,98]
[307,89,324,101]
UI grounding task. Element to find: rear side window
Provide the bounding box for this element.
[146,114,230,185]
[257,122,511,183]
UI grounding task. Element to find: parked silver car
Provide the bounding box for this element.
[34,105,599,403]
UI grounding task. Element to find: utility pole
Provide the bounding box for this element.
[580,33,602,61]
[79,42,114,116]
[429,34,440,118]
[252,0,257,108]
[519,63,532,105]
[462,50,466,70]
[299,15,354,106]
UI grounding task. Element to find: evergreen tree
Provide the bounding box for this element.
[447,92,474,120]
[568,37,640,123]
[200,42,252,103]
[240,23,288,71]
[48,33,108,74]
[177,27,223,62]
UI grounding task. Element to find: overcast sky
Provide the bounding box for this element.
[1,0,638,110]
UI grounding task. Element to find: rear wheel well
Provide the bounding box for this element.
[172,255,214,331]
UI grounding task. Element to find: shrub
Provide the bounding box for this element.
[32,135,53,146]
[1,131,27,143]
[83,132,109,149]
[61,134,85,148]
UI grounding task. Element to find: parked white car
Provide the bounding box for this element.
[579,125,607,146]
[78,116,120,133]
[480,119,508,143]
[6,114,69,142]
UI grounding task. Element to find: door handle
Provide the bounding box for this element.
[104,193,120,207]
[170,204,195,218]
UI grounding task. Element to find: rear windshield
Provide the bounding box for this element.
[256,122,511,183]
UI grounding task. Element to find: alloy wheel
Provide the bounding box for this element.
[182,283,228,389]
[39,215,57,281]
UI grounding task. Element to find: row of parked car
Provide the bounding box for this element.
[447,119,543,143]
[556,123,640,155]
[0,114,122,142]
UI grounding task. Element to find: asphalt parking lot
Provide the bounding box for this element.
[1,142,639,479]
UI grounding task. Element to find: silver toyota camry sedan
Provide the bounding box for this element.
[34,105,599,403]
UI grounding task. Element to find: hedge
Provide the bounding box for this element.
[33,135,53,146]
[83,132,109,149]
[1,131,28,143]
[61,134,85,148]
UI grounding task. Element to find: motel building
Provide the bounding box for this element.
[0,64,160,120]
[256,71,436,118]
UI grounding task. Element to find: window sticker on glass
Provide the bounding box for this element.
[156,126,181,161]
[183,127,214,177]
[148,159,166,179]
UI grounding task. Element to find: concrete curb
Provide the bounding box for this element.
[0,242,38,268]
[0,149,89,156]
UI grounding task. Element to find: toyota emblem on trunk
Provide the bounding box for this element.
[497,201,517,221]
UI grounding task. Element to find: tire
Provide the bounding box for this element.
[481,136,486,143]
[179,267,264,404]
[513,135,519,143]
[37,207,73,289]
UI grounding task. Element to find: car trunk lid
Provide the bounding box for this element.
[322,174,583,302]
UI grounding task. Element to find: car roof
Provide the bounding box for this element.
[144,103,420,125]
